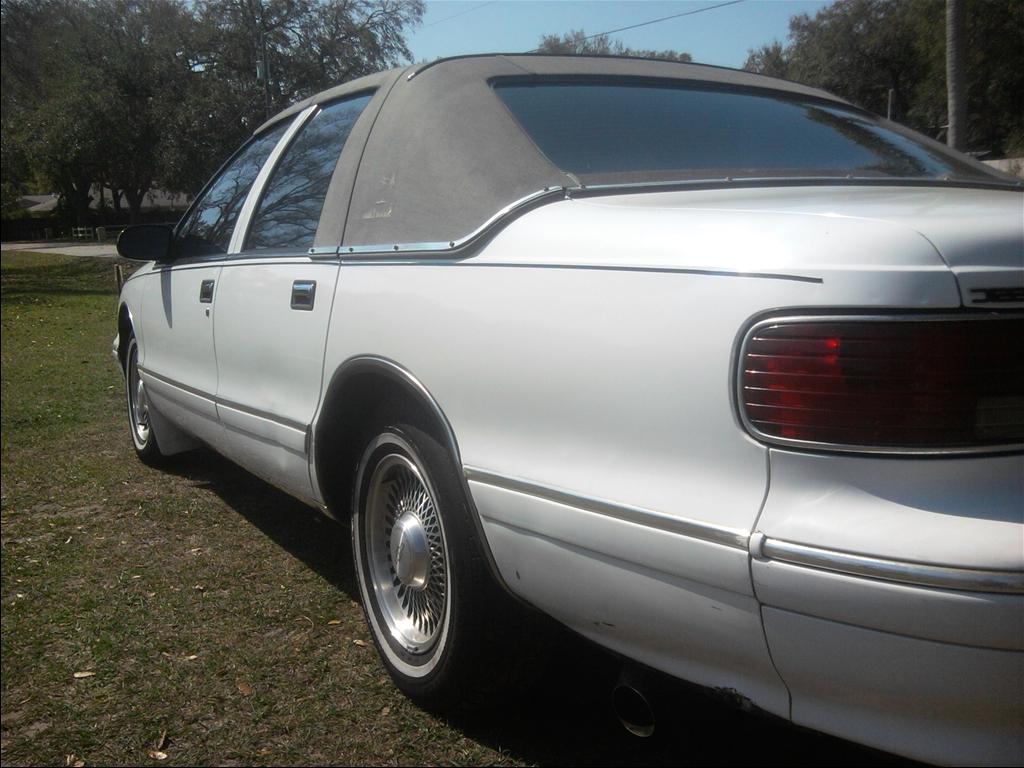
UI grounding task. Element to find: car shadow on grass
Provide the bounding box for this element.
[162,449,915,768]
[161,448,358,598]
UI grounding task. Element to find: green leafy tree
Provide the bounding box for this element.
[536,29,692,62]
[3,0,108,224]
[1,0,424,225]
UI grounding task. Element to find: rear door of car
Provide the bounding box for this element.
[137,125,288,449]
[212,91,377,503]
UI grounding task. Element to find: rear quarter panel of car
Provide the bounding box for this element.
[315,190,965,712]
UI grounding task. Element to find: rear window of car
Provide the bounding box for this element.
[494,80,995,185]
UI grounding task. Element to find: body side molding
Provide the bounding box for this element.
[464,466,749,550]
[760,537,1024,595]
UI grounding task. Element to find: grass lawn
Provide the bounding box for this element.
[1,252,897,766]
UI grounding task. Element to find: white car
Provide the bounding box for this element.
[114,55,1024,765]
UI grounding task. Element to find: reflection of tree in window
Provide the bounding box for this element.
[177,125,287,257]
[802,106,932,177]
[802,105,983,179]
[246,93,373,251]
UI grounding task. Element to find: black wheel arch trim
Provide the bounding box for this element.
[313,354,517,601]
[117,301,137,372]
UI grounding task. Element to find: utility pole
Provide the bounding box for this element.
[261,32,271,121]
[946,0,966,149]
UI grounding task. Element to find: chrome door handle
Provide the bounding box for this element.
[291,280,316,310]
[199,279,215,303]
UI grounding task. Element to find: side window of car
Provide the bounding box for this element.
[244,92,373,252]
[175,124,288,258]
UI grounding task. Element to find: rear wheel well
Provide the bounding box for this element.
[314,362,452,522]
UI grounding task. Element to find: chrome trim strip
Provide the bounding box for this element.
[308,246,340,257]
[138,365,214,403]
[340,187,565,257]
[138,366,309,435]
[216,396,308,434]
[736,313,1024,456]
[463,466,749,550]
[569,176,1023,195]
[330,174,1023,262]
[761,537,1024,594]
[128,257,339,274]
[229,105,319,255]
[338,259,822,283]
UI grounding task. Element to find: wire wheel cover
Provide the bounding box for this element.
[366,453,449,654]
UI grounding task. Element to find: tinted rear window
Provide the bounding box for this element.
[495,81,995,184]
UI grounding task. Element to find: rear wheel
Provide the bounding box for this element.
[351,414,529,708]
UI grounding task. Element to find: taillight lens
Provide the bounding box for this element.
[739,316,1024,450]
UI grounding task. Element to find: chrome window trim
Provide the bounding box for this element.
[570,176,1024,195]
[336,187,564,258]
[463,466,749,550]
[761,537,1024,594]
[735,312,1024,456]
[318,178,1020,262]
[228,104,319,255]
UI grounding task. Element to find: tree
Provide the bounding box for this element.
[536,29,691,62]
[192,0,423,124]
[1,0,424,225]
[3,0,108,224]
[92,0,201,221]
[741,40,789,80]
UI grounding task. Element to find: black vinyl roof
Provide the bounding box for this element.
[250,55,901,250]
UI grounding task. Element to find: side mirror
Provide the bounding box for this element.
[116,224,174,262]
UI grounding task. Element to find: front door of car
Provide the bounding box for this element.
[212,93,374,504]
[136,124,289,450]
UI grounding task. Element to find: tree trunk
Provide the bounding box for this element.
[112,188,123,218]
[124,187,147,224]
[946,0,967,150]
[63,175,93,226]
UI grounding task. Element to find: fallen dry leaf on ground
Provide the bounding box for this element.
[352,639,367,648]
[237,681,253,696]
[72,671,95,679]
[147,750,168,761]
[327,619,341,625]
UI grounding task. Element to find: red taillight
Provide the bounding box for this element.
[739,316,1024,450]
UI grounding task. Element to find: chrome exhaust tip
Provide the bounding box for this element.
[612,667,656,738]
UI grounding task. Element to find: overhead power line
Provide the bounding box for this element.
[533,0,746,51]
[423,1,496,29]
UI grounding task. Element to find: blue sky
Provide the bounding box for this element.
[406,0,834,68]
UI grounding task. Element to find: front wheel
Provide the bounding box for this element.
[351,418,523,708]
[124,334,165,465]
